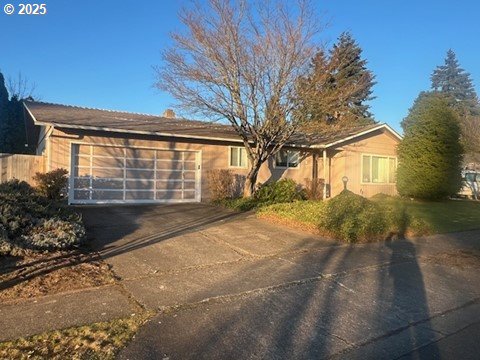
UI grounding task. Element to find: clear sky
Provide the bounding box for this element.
[1,0,479,133]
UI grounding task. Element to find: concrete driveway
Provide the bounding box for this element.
[80,204,480,359]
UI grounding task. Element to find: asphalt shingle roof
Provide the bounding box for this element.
[24,101,394,148]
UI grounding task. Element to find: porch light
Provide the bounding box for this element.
[342,176,348,190]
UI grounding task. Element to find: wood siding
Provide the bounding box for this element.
[48,128,315,201]
[328,130,399,197]
[45,127,399,201]
[0,153,45,185]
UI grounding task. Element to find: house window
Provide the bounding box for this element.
[275,149,300,169]
[362,154,397,184]
[229,146,247,168]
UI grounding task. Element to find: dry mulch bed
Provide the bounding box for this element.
[0,312,153,360]
[0,250,115,303]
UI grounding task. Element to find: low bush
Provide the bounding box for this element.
[0,179,35,196]
[254,179,306,204]
[257,200,325,228]
[33,168,69,200]
[218,197,259,211]
[320,191,388,243]
[207,169,236,201]
[0,180,85,256]
[216,179,306,211]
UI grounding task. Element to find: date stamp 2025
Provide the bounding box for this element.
[4,3,47,15]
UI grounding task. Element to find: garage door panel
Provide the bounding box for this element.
[156,171,182,180]
[92,179,124,189]
[184,171,196,180]
[183,162,196,171]
[156,191,183,200]
[73,167,91,177]
[74,190,90,200]
[93,146,124,157]
[125,148,155,159]
[183,190,196,199]
[183,181,196,190]
[125,191,155,200]
[77,145,92,155]
[183,152,196,161]
[126,159,155,169]
[92,190,124,200]
[71,145,200,204]
[92,157,123,168]
[126,169,155,179]
[126,180,154,190]
[156,181,183,190]
[156,161,183,170]
[75,156,91,167]
[74,178,90,189]
[92,168,124,178]
[157,150,183,161]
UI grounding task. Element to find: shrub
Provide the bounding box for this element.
[0,179,35,196]
[207,169,235,201]
[385,203,410,237]
[219,197,258,211]
[320,190,388,243]
[0,180,85,255]
[21,218,86,251]
[397,92,463,199]
[254,179,306,204]
[257,200,325,227]
[33,168,69,200]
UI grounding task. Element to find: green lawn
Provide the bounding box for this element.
[372,197,480,234]
[258,197,480,236]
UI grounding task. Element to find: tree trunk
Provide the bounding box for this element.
[243,159,262,197]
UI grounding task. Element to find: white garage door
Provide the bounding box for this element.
[69,144,201,204]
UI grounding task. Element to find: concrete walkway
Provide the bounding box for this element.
[0,285,140,341]
[1,203,480,359]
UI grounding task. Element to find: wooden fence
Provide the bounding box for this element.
[0,153,45,185]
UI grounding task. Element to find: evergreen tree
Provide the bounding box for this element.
[397,92,463,199]
[431,50,478,109]
[0,71,33,154]
[297,32,376,130]
[0,72,10,152]
[430,50,480,164]
[329,32,376,121]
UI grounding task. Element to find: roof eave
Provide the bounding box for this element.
[312,123,402,149]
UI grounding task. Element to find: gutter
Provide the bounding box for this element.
[24,103,314,150]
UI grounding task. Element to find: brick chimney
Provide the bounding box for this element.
[163,109,175,118]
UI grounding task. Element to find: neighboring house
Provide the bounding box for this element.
[23,101,402,205]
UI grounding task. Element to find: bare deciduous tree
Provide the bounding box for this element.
[7,72,36,100]
[155,0,321,195]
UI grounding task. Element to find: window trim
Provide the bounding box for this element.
[361,153,397,185]
[228,146,248,169]
[274,149,301,170]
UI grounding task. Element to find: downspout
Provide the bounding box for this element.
[312,152,318,196]
[323,149,328,198]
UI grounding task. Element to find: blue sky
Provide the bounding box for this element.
[1,0,479,133]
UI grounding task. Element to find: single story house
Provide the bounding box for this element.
[23,101,402,205]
